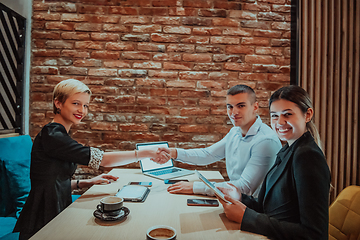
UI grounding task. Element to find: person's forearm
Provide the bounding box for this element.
[100,149,155,167]
[71,179,93,190]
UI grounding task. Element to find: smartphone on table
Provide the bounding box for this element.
[187,199,219,207]
[128,181,152,187]
[164,179,189,184]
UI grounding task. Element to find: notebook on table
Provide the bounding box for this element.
[136,141,194,180]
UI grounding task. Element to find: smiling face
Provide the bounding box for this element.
[226,92,258,135]
[54,92,90,132]
[270,99,313,145]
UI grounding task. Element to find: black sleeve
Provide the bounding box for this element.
[241,146,330,240]
[41,124,91,166]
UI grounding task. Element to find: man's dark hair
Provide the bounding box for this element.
[227,84,256,104]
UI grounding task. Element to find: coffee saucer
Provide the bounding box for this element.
[93,206,130,221]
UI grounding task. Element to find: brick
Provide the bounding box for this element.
[192,134,222,142]
[153,53,181,61]
[181,107,210,116]
[166,80,195,88]
[193,27,222,36]
[73,59,102,67]
[137,43,165,52]
[121,34,151,42]
[211,90,227,97]
[45,22,74,31]
[33,13,60,21]
[90,122,118,131]
[241,37,270,46]
[32,31,61,40]
[59,67,87,75]
[255,47,283,56]
[105,42,135,51]
[210,124,232,134]
[199,98,226,107]
[213,54,243,62]
[151,88,179,96]
[272,4,292,13]
[180,36,209,44]
[32,49,61,57]
[199,9,227,18]
[79,5,107,14]
[196,116,227,124]
[179,71,208,80]
[106,95,136,104]
[167,44,194,53]
[257,82,284,91]
[139,8,168,16]
[103,114,133,122]
[182,17,212,26]
[169,7,197,16]
[105,78,135,87]
[150,124,178,133]
[91,51,120,59]
[184,0,211,8]
[61,32,90,40]
[253,64,281,73]
[90,86,118,95]
[180,90,210,98]
[32,66,58,75]
[163,62,192,71]
[211,36,240,45]
[122,52,151,60]
[148,70,178,78]
[209,72,238,80]
[135,115,165,123]
[133,25,162,33]
[88,68,117,77]
[275,56,290,65]
[245,55,274,64]
[224,63,252,72]
[151,33,178,43]
[271,22,291,31]
[61,13,88,22]
[183,54,211,62]
[122,16,151,24]
[119,123,148,132]
[61,50,90,58]
[229,10,257,20]
[133,61,162,69]
[164,26,191,35]
[268,73,290,82]
[72,131,101,139]
[118,69,147,78]
[243,3,271,12]
[213,18,240,27]
[211,107,227,115]
[152,17,181,25]
[180,125,208,133]
[271,39,291,47]
[194,63,222,71]
[166,116,193,124]
[223,28,253,36]
[258,0,286,4]
[153,0,177,7]
[103,60,131,68]
[118,106,147,113]
[91,33,119,41]
[103,24,131,32]
[258,12,285,21]
[74,23,102,32]
[214,1,242,10]
[162,133,191,142]
[240,20,270,30]
[131,133,161,141]
[254,29,282,38]
[109,7,138,15]
[226,46,254,55]
[168,98,197,106]
[238,73,267,81]
[88,15,120,24]
[89,104,117,113]
[196,46,223,53]
[75,41,104,50]
[31,101,52,110]
[197,80,227,89]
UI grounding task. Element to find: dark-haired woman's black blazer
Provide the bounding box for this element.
[240,131,330,240]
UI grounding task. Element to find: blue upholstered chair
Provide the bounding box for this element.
[0,135,32,240]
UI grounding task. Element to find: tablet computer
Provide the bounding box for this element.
[195,170,230,203]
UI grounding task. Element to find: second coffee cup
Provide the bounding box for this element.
[97,196,124,213]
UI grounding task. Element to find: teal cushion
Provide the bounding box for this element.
[0,217,17,238]
[0,135,32,218]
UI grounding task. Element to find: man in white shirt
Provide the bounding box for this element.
[157,84,282,197]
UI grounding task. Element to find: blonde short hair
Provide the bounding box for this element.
[53,79,91,114]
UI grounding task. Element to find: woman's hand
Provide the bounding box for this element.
[218,195,246,224]
[89,174,119,185]
[167,182,194,194]
[217,182,242,201]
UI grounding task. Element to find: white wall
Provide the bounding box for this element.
[1,0,32,134]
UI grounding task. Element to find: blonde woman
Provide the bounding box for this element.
[14,79,170,239]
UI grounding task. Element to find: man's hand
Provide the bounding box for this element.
[218,195,246,224]
[167,181,194,194]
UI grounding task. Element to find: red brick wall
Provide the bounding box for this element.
[30,0,291,181]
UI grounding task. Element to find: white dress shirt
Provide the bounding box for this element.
[175,116,282,196]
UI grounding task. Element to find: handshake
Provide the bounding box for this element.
[150,147,176,164]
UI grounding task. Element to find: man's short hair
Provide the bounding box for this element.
[227,84,256,104]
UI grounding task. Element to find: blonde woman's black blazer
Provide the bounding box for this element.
[241,132,330,240]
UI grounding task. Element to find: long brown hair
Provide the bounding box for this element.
[269,85,322,151]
